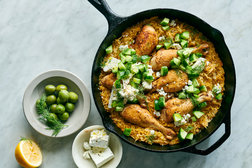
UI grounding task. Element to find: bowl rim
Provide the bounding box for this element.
[72,125,123,168]
[23,69,91,138]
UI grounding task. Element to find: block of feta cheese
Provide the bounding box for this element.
[89,129,109,149]
[89,147,114,168]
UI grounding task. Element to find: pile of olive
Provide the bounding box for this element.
[42,84,78,121]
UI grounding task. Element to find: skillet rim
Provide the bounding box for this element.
[91,8,236,153]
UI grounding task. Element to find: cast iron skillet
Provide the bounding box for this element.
[88,0,236,155]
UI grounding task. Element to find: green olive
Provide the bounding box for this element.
[36,99,47,108]
[69,92,78,103]
[56,104,65,114]
[46,95,56,105]
[58,90,69,102]
[57,97,66,104]
[60,112,69,121]
[50,104,57,113]
[45,85,56,95]
[49,113,58,120]
[56,84,68,94]
[65,103,75,112]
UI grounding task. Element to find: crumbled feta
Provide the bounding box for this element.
[89,129,109,149]
[174,114,191,126]
[171,43,182,50]
[150,130,155,135]
[212,83,221,94]
[159,36,165,41]
[156,72,161,77]
[108,87,117,108]
[147,69,153,76]
[83,142,91,150]
[167,93,174,98]
[154,111,161,117]
[183,114,191,121]
[119,45,128,51]
[119,84,139,101]
[187,80,192,85]
[83,151,91,159]
[89,147,114,168]
[122,73,133,86]
[103,57,121,72]
[157,87,167,97]
[192,58,206,69]
[170,20,176,27]
[142,81,152,90]
[206,61,210,66]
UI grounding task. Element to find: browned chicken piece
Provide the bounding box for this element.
[192,43,209,55]
[100,73,116,89]
[150,44,209,71]
[152,69,188,92]
[160,92,213,123]
[151,49,178,71]
[132,25,158,56]
[121,104,176,140]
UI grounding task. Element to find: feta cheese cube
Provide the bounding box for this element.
[89,129,109,149]
[89,147,114,168]
[83,151,91,159]
[83,141,91,150]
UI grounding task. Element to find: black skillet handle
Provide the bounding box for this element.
[87,0,126,34]
[183,112,231,155]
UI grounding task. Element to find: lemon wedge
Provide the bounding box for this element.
[15,139,42,168]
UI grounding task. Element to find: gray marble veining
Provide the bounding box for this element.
[0,0,251,167]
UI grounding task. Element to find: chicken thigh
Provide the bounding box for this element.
[101,73,116,89]
[150,44,209,71]
[160,92,213,123]
[151,49,178,71]
[121,104,176,140]
[152,69,188,92]
[132,25,158,56]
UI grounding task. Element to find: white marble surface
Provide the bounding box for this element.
[0,0,251,167]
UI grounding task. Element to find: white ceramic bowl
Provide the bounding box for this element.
[23,70,90,137]
[72,125,123,168]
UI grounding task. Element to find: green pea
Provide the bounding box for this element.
[49,113,58,120]
[46,95,56,105]
[55,84,68,94]
[45,85,56,95]
[58,90,69,102]
[65,103,75,112]
[69,92,78,103]
[56,104,65,114]
[50,104,57,113]
[60,112,69,121]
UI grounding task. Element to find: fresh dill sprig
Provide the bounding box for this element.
[36,94,66,136]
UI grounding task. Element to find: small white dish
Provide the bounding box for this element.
[72,125,123,168]
[23,69,90,137]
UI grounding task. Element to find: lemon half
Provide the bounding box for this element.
[15,139,42,168]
